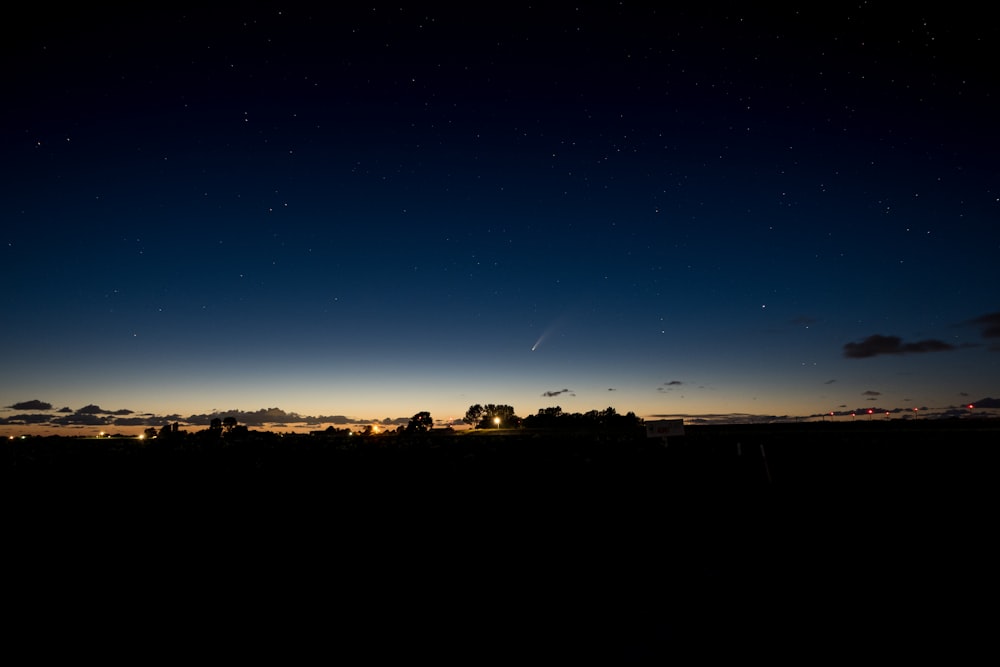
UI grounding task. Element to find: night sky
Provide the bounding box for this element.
[3,4,998,431]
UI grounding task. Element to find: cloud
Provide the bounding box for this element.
[182,407,313,426]
[843,334,955,358]
[7,400,53,411]
[114,416,171,427]
[824,379,836,385]
[966,312,1000,349]
[1,413,54,424]
[862,390,881,396]
[657,380,684,392]
[76,404,107,414]
[970,397,1000,408]
[648,413,790,424]
[967,312,1000,338]
[542,388,574,398]
[53,413,113,426]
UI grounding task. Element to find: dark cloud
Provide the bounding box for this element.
[939,407,977,418]
[542,388,574,398]
[607,388,616,391]
[844,334,955,358]
[824,379,836,385]
[649,413,790,424]
[967,312,1000,338]
[54,414,113,426]
[7,400,53,410]
[665,380,683,386]
[970,397,1000,408]
[316,415,351,424]
[76,404,106,414]
[862,390,881,396]
[1,413,54,424]
[183,407,313,426]
[113,416,171,427]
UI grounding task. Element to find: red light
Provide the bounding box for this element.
[968,404,975,410]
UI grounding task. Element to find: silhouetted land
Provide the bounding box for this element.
[7,420,997,661]
[6,419,999,491]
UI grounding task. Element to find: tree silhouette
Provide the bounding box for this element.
[406,411,433,432]
[471,404,519,428]
[463,404,484,427]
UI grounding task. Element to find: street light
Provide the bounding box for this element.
[494,417,501,429]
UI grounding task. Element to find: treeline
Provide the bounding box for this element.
[521,406,643,433]
[149,404,647,436]
[460,404,643,433]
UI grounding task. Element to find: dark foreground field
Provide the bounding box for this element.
[6,421,998,661]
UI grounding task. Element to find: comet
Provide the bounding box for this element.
[531,315,567,352]
[531,328,552,351]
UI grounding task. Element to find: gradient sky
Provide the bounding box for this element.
[3,4,998,428]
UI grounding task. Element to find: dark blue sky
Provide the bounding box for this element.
[3,4,998,428]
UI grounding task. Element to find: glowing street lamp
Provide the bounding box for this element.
[494,417,501,429]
